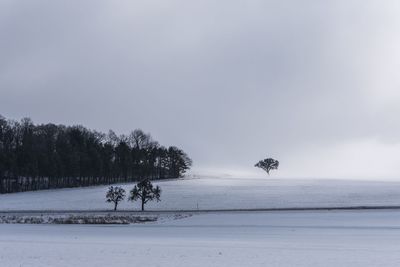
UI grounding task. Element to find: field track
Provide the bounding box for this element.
[2,205,400,216]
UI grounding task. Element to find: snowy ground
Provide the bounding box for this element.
[1,177,400,211]
[1,210,400,267]
[2,177,400,266]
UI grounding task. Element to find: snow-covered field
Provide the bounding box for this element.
[1,177,400,266]
[1,177,400,211]
[1,210,400,267]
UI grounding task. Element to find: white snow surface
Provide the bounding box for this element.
[1,210,400,267]
[1,177,400,211]
[2,177,400,266]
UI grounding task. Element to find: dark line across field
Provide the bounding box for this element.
[1,205,400,216]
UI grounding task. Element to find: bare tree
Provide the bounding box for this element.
[129,129,152,150]
[129,179,161,211]
[255,158,279,175]
[106,186,126,211]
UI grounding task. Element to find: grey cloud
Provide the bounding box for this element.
[1,0,400,178]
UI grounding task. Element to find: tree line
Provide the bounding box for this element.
[0,115,192,193]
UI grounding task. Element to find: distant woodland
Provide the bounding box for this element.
[0,115,192,193]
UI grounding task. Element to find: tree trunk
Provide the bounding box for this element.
[141,200,144,211]
[114,202,118,211]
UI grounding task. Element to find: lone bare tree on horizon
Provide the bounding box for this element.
[255,158,279,175]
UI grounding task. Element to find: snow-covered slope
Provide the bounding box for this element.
[1,177,400,211]
[2,178,400,267]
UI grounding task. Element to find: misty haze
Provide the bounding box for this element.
[1,1,400,267]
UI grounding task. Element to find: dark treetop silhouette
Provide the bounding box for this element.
[106,186,126,211]
[255,158,279,175]
[129,179,161,211]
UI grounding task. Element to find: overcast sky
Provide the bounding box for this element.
[1,1,400,179]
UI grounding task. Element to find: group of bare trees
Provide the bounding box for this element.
[106,179,161,211]
[0,115,192,193]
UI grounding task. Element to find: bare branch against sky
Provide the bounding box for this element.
[1,1,400,179]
